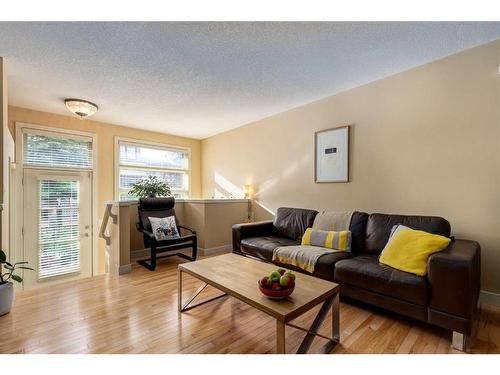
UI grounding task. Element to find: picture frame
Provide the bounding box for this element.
[314,125,350,183]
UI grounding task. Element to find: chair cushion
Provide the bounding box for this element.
[139,197,175,210]
[139,197,178,232]
[364,213,451,255]
[334,255,428,306]
[273,207,318,241]
[240,236,299,261]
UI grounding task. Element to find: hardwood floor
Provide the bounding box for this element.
[1,255,499,354]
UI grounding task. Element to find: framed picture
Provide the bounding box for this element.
[314,125,350,183]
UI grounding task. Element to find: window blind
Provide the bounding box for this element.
[24,132,93,168]
[118,141,190,200]
[119,143,188,169]
[38,180,81,279]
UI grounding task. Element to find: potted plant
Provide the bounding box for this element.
[128,175,171,198]
[0,249,34,316]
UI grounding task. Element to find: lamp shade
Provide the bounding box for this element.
[243,184,252,199]
[64,98,98,119]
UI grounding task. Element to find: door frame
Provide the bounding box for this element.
[13,122,99,287]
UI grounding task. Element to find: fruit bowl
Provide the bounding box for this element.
[258,269,296,300]
[258,281,295,299]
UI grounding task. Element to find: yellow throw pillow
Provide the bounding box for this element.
[379,228,451,276]
[301,228,352,251]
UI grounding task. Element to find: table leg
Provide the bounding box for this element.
[291,292,340,354]
[178,269,227,312]
[332,291,340,341]
[178,268,183,312]
[277,320,286,354]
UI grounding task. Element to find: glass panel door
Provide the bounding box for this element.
[23,169,92,289]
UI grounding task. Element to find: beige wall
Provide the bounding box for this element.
[203,201,249,248]
[8,106,202,273]
[202,40,500,293]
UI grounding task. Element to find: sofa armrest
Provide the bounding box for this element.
[428,239,481,320]
[232,220,274,253]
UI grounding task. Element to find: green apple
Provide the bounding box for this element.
[279,275,290,287]
[269,271,281,282]
[284,271,296,281]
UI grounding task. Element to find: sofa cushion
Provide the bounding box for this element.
[334,255,428,306]
[349,211,369,253]
[240,236,299,262]
[301,228,352,251]
[379,226,451,276]
[273,207,318,241]
[275,251,353,281]
[364,213,451,255]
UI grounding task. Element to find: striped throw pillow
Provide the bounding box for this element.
[301,228,352,252]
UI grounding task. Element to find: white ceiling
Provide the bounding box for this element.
[1,22,499,139]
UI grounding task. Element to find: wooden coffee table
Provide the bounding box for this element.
[178,253,340,354]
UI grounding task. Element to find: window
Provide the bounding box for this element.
[117,140,190,200]
[24,131,93,169]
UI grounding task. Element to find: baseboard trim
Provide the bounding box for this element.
[199,244,232,256]
[480,290,500,306]
[118,264,132,275]
[131,248,150,261]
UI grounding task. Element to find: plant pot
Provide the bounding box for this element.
[0,282,14,316]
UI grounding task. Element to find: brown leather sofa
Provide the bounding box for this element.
[232,207,481,350]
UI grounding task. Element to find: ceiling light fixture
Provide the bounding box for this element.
[64,98,98,119]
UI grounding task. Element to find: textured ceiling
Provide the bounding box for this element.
[1,22,499,139]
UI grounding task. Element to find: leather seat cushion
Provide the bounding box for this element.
[274,251,354,281]
[334,255,428,306]
[240,236,299,262]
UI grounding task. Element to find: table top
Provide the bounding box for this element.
[179,253,339,322]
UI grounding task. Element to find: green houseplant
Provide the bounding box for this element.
[128,175,171,198]
[0,249,34,316]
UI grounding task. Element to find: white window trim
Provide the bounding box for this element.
[14,122,99,280]
[114,136,192,201]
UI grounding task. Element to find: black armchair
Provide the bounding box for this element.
[136,197,197,271]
